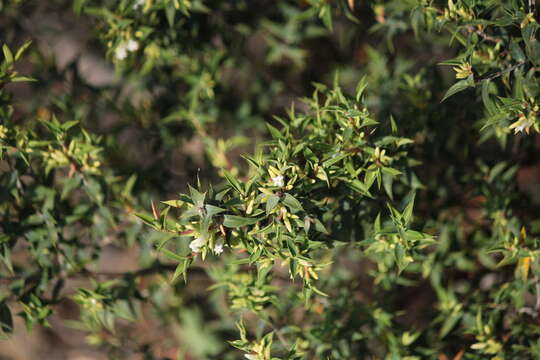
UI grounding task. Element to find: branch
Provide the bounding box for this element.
[465,25,502,44]
[475,61,526,83]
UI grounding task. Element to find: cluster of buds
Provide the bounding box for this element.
[440,0,474,21]
[453,62,473,79]
[470,325,503,357]
[371,146,391,166]
[521,12,537,29]
[279,206,299,233]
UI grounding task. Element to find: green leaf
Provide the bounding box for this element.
[135,212,156,226]
[323,153,348,168]
[382,172,394,200]
[188,185,206,206]
[161,199,184,208]
[348,179,373,198]
[266,194,280,214]
[314,218,328,234]
[364,169,378,190]
[122,174,137,198]
[14,41,32,61]
[205,204,226,217]
[266,123,283,140]
[165,4,176,28]
[389,115,398,134]
[223,171,244,195]
[401,331,421,346]
[282,193,303,213]
[402,192,416,225]
[441,76,475,102]
[11,76,36,82]
[394,244,412,273]
[286,237,298,256]
[0,302,13,339]
[61,175,82,200]
[355,76,368,102]
[161,248,188,262]
[61,120,79,130]
[0,242,13,274]
[175,258,193,283]
[84,178,104,205]
[223,215,259,227]
[2,45,13,65]
[374,213,381,233]
[481,80,497,115]
[439,313,462,338]
[509,40,526,63]
[381,166,402,177]
[319,4,333,31]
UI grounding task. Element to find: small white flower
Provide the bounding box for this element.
[114,40,139,60]
[115,44,128,60]
[213,240,224,255]
[126,39,139,52]
[189,237,205,253]
[514,118,534,134]
[272,175,284,187]
[133,0,145,9]
[244,355,258,360]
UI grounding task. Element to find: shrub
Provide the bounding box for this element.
[1,0,540,359]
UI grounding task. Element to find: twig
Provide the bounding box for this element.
[535,276,540,311]
[465,25,502,44]
[475,61,526,83]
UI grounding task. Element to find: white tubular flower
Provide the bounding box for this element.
[515,119,533,134]
[510,115,534,134]
[272,175,284,187]
[115,44,128,60]
[189,236,205,253]
[213,240,224,255]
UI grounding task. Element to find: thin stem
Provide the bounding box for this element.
[465,25,502,44]
[535,276,540,310]
[475,61,526,83]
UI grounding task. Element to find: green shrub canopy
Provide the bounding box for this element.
[1,0,540,359]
